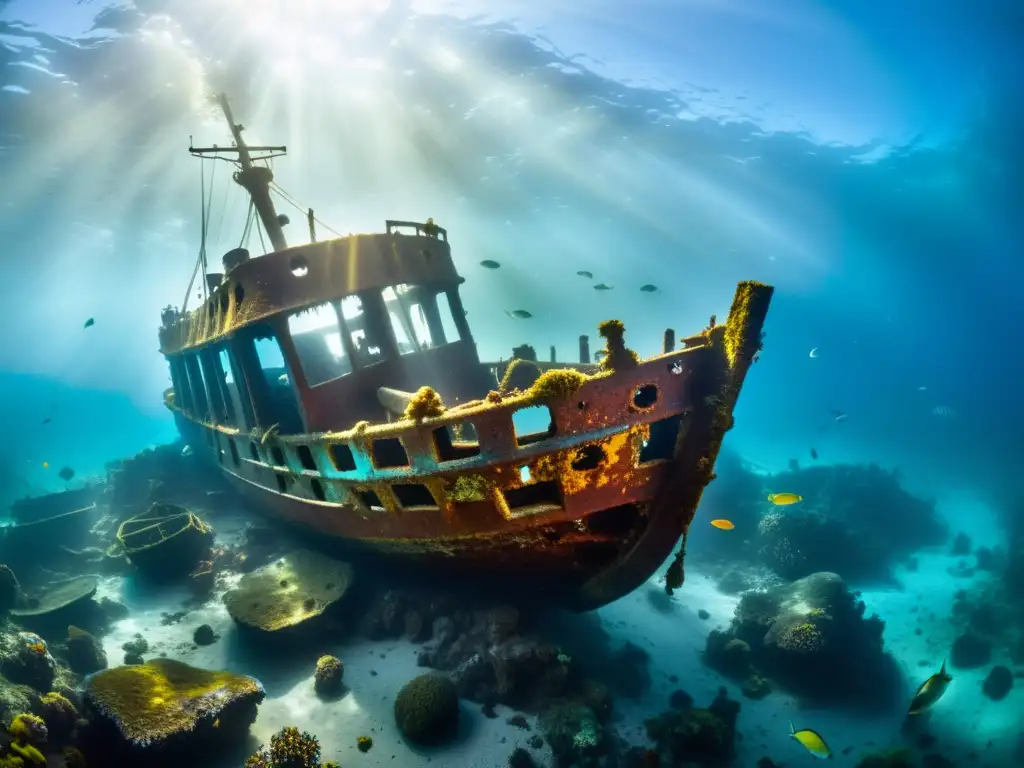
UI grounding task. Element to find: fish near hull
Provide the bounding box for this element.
[168,281,772,610]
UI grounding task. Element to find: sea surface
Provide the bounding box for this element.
[0,2,1022,767]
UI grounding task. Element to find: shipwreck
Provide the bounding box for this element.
[155,94,772,610]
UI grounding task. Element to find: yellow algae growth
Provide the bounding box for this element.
[222,550,354,632]
[531,427,642,497]
[499,359,542,394]
[83,659,264,746]
[445,474,492,503]
[597,320,639,373]
[527,369,589,402]
[404,386,446,421]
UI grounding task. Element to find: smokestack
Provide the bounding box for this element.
[663,328,675,354]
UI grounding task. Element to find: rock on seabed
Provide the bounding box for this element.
[83,658,265,750]
[223,549,355,632]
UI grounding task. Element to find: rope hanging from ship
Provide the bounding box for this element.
[180,156,218,314]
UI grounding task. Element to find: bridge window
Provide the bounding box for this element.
[288,301,353,386]
[252,328,305,435]
[199,349,232,426]
[183,353,211,421]
[168,357,193,413]
[217,346,251,429]
[341,294,384,367]
[384,284,462,353]
[439,290,463,344]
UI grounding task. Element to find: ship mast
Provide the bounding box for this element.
[190,93,289,253]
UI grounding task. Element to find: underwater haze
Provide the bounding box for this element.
[1,1,1023,765]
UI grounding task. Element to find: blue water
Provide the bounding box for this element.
[0,0,1022,764]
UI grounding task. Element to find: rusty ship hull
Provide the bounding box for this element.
[164,254,770,609]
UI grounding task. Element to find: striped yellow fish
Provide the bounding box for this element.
[789,721,832,759]
[908,660,952,715]
[768,492,803,506]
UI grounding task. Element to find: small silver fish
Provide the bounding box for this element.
[932,405,956,418]
[809,347,819,359]
[640,284,658,293]
[593,283,613,291]
[576,270,593,279]
[181,445,194,457]
[506,310,533,319]
[480,259,500,269]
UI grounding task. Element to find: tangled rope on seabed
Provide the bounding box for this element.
[663,533,687,596]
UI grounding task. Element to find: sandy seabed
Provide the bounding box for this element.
[94,524,1020,768]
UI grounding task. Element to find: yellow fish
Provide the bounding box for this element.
[42,462,49,469]
[789,721,832,759]
[710,519,735,530]
[768,492,803,506]
[908,660,952,715]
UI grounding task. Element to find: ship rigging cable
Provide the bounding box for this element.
[181,157,218,314]
[269,181,342,237]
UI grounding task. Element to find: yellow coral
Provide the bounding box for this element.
[8,714,44,744]
[39,691,78,742]
[527,369,589,402]
[403,386,446,421]
[780,622,824,653]
[8,743,43,765]
[84,658,264,746]
[40,691,74,709]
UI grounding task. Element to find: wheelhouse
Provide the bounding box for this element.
[160,220,492,435]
